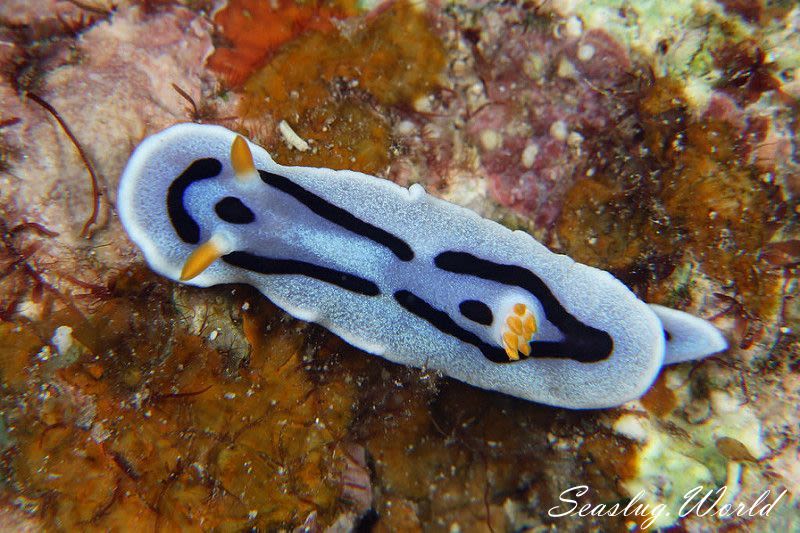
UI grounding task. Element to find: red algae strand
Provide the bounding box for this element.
[208,0,359,87]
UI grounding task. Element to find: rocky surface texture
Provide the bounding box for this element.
[0,0,797,531]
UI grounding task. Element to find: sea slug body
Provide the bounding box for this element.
[118,123,728,409]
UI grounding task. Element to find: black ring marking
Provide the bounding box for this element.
[459,300,494,326]
[664,329,672,342]
[395,290,509,363]
[435,252,613,363]
[223,251,380,296]
[215,196,256,224]
[167,158,223,244]
[258,170,414,261]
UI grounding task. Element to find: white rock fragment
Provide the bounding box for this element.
[567,131,584,147]
[577,43,595,61]
[549,120,568,141]
[565,15,583,38]
[613,414,649,443]
[521,143,539,168]
[17,300,43,321]
[479,129,503,151]
[396,119,416,136]
[278,120,310,151]
[683,77,713,110]
[709,390,739,415]
[413,95,433,113]
[557,57,579,79]
[51,325,74,356]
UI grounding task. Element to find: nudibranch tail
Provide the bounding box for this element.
[231,134,259,183]
[649,304,729,365]
[180,232,234,281]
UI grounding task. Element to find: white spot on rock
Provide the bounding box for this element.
[51,325,74,356]
[613,414,649,443]
[480,129,503,151]
[557,57,579,79]
[521,143,539,168]
[396,120,416,136]
[549,120,568,141]
[567,131,584,147]
[413,95,432,113]
[709,390,739,415]
[577,43,595,61]
[565,16,583,38]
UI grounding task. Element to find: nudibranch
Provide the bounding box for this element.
[118,123,727,409]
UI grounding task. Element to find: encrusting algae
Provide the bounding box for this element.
[557,76,784,324]
[1,268,359,530]
[237,0,446,174]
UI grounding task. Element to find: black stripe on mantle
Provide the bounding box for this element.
[259,169,415,261]
[167,158,223,244]
[223,251,380,296]
[394,290,509,363]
